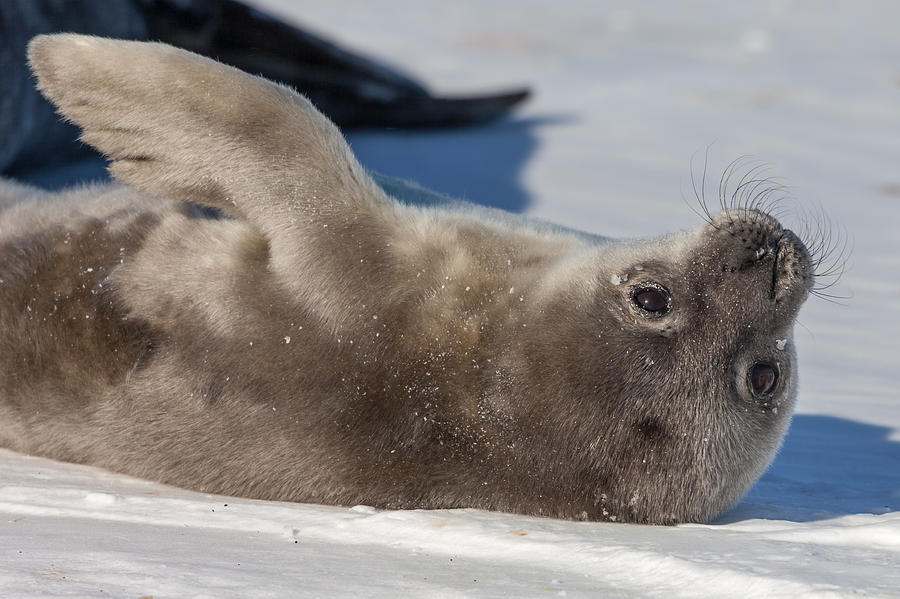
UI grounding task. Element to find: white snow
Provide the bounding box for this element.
[2,1,899,597]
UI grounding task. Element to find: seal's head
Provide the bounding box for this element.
[507,207,817,523]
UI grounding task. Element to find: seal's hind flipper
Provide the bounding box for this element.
[27,34,379,220]
[322,89,532,129]
[28,33,409,330]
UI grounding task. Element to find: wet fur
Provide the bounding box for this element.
[0,35,814,523]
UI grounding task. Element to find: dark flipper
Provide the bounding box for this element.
[140,0,530,128]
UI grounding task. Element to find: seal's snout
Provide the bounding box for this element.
[700,209,813,314]
[706,210,783,272]
[773,228,814,302]
[712,209,784,255]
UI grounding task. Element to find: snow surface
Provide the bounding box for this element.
[2,1,899,597]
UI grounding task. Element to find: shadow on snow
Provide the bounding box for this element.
[348,115,569,214]
[14,115,566,217]
[718,414,900,523]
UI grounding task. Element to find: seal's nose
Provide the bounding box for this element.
[773,229,814,303]
[708,209,786,275]
[693,209,813,327]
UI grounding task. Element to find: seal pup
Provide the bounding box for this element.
[0,34,820,524]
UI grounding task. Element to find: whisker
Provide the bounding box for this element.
[687,152,850,304]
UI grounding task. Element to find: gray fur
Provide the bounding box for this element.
[0,34,813,524]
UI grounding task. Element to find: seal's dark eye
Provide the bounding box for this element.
[631,284,671,316]
[748,361,779,397]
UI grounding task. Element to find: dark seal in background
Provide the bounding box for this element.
[0,0,148,176]
[0,0,528,179]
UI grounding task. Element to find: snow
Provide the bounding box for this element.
[2,1,899,597]
[3,448,898,598]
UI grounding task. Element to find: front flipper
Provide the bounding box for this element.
[28,34,413,330]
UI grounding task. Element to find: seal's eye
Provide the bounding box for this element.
[748,361,779,397]
[631,283,671,316]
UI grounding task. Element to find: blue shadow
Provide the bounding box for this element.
[13,116,560,216]
[347,116,565,213]
[717,414,900,523]
[12,156,110,191]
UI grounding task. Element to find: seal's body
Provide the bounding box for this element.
[0,35,814,524]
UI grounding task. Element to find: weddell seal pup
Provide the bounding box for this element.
[0,34,832,524]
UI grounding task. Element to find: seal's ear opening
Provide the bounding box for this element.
[26,34,386,238]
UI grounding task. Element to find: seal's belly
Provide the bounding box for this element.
[0,194,159,416]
